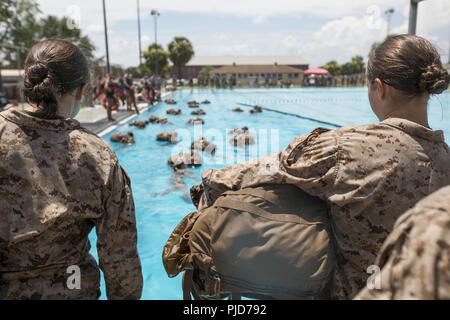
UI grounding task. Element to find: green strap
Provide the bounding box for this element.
[223,188,279,205]
[214,198,324,225]
[182,270,193,300]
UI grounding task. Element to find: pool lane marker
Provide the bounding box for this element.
[236,102,342,128]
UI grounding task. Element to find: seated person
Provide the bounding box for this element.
[176,35,450,299]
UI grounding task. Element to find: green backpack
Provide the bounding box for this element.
[163,184,336,300]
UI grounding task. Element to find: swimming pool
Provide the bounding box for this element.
[91,87,450,300]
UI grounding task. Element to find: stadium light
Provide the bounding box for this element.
[385,8,395,37]
[409,0,426,35]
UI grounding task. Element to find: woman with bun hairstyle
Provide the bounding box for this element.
[191,34,450,299]
[0,39,142,300]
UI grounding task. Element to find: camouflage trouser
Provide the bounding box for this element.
[0,255,101,300]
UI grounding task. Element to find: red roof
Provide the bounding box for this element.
[304,68,329,75]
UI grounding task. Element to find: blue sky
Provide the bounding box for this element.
[37,0,450,68]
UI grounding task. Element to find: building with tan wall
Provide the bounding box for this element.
[0,69,24,102]
[179,55,308,82]
[209,64,305,86]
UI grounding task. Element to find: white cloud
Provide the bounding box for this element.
[292,0,450,67]
[141,35,152,44]
[391,0,450,59]
[299,15,387,66]
[416,1,449,63]
[34,0,449,67]
[195,41,257,56]
[85,24,103,34]
[37,0,406,22]
[417,0,450,35]
[281,35,301,53]
[253,15,267,25]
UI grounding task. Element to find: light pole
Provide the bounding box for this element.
[446,36,450,65]
[0,61,3,96]
[102,0,111,74]
[448,37,450,65]
[385,8,394,37]
[151,9,160,76]
[137,0,143,68]
[409,0,426,35]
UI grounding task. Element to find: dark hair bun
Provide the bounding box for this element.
[23,62,54,103]
[22,39,89,119]
[419,63,450,94]
[27,62,48,82]
[368,35,449,95]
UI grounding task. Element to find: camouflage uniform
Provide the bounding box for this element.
[355,186,450,300]
[194,118,450,299]
[0,109,143,300]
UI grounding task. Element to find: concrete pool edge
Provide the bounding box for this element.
[97,91,173,138]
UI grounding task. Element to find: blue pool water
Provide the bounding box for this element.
[91,87,450,300]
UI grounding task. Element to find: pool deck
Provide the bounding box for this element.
[4,101,154,135]
[76,103,152,136]
[77,92,172,137]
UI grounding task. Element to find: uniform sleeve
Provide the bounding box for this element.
[193,128,340,209]
[279,127,340,200]
[195,152,282,209]
[97,161,143,300]
[355,208,450,300]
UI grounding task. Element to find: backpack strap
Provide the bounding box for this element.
[223,188,280,205]
[214,198,323,225]
[183,270,205,300]
[182,270,194,300]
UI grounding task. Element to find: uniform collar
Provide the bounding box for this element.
[0,108,81,131]
[381,117,445,143]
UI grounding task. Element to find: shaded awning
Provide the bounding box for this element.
[304,68,329,75]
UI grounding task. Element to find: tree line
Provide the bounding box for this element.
[322,56,366,76]
[0,0,96,69]
[0,0,195,80]
[1,1,391,82]
[128,37,195,79]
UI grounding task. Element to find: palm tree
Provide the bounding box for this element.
[322,60,341,76]
[168,37,194,80]
[341,56,365,75]
[350,56,365,74]
[143,43,170,76]
[198,66,215,86]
